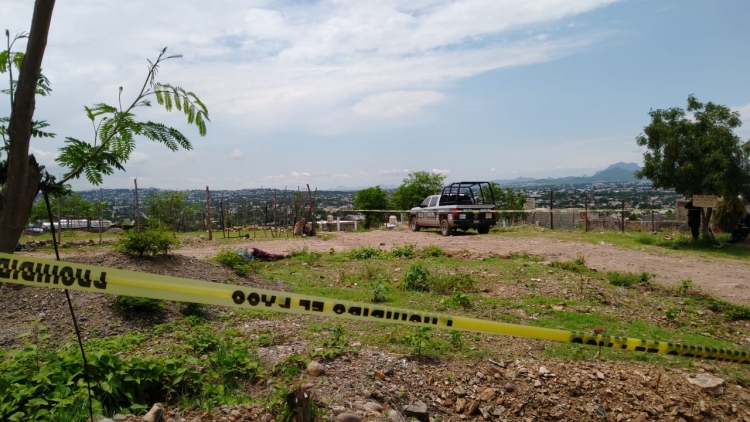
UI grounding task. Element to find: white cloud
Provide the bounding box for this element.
[490,167,496,173]
[129,152,150,165]
[353,90,445,119]
[432,168,450,174]
[735,103,750,122]
[377,169,410,175]
[230,149,244,159]
[263,174,285,180]
[291,171,311,178]
[30,147,58,161]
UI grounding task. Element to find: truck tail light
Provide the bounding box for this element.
[452,207,459,218]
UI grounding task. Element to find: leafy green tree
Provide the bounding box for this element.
[144,190,191,231]
[28,192,110,227]
[389,171,446,211]
[713,195,747,234]
[0,1,209,253]
[488,183,528,225]
[635,95,750,237]
[354,185,388,229]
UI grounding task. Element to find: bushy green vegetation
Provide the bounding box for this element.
[5,235,750,421]
[390,244,417,258]
[347,246,385,260]
[117,229,178,257]
[0,334,263,421]
[213,248,255,277]
[115,295,164,314]
[606,271,653,288]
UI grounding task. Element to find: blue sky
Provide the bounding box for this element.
[2,0,749,190]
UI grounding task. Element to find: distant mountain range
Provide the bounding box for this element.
[326,163,644,191]
[491,162,644,185]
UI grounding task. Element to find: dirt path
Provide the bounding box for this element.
[169,230,750,304]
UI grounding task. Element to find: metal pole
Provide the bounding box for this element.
[621,199,625,233]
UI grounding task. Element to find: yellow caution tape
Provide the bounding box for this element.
[1,253,747,364]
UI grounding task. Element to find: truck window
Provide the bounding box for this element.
[428,196,439,207]
[420,197,431,207]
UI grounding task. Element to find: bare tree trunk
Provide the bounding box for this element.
[0,0,56,253]
[702,207,713,238]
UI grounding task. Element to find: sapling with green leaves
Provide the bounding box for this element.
[0,23,209,252]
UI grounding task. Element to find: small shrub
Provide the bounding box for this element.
[635,234,655,245]
[180,301,207,317]
[348,246,385,260]
[391,244,417,258]
[677,279,694,294]
[430,273,477,295]
[420,245,444,258]
[403,263,431,292]
[697,295,750,321]
[368,280,389,303]
[606,271,653,288]
[309,326,358,361]
[213,249,254,277]
[117,228,178,257]
[273,354,310,379]
[290,246,322,265]
[449,330,464,350]
[358,263,380,281]
[550,256,588,273]
[448,291,472,308]
[713,195,747,233]
[401,327,432,356]
[115,295,164,314]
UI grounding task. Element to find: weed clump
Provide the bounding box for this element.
[420,245,444,258]
[402,263,431,292]
[348,246,385,260]
[550,255,588,273]
[290,246,322,265]
[213,249,255,277]
[391,244,417,258]
[115,295,164,315]
[606,271,653,288]
[430,273,477,295]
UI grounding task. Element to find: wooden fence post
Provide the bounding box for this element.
[550,190,554,230]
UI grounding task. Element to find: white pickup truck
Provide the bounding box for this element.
[409,181,497,236]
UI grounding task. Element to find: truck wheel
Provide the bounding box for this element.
[410,216,420,232]
[440,219,453,236]
[477,226,490,234]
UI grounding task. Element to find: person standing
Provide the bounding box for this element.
[685,200,701,240]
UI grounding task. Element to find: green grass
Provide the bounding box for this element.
[6,233,750,419]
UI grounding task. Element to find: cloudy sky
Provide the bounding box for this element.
[2,0,749,190]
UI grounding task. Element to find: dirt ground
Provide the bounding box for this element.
[165,230,750,305]
[7,229,750,422]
